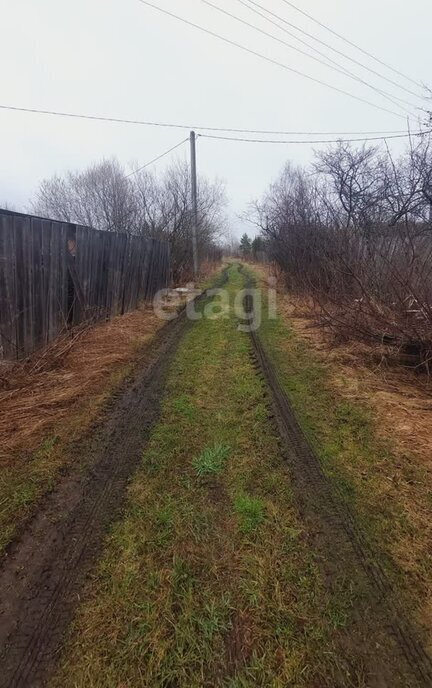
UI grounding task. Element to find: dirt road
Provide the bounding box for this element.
[0,296,201,687]
[0,265,431,687]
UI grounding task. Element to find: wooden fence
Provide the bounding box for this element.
[0,209,170,360]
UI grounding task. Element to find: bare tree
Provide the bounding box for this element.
[249,134,432,365]
[32,156,227,283]
[314,142,387,230]
[32,159,137,233]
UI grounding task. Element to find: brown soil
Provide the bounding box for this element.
[0,304,166,460]
[0,308,193,688]
[2,264,431,687]
[253,263,432,473]
[225,610,254,673]
[251,329,432,686]
[284,298,432,465]
[254,264,432,644]
[242,265,432,687]
[286,297,432,646]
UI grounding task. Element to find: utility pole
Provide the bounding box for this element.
[190,131,199,278]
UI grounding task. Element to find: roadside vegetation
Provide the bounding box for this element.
[32,158,225,283]
[0,306,166,554]
[254,265,432,653]
[52,265,378,688]
[249,135,432,367]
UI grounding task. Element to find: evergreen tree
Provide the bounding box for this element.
[239,233,252,256]
[251,235,265,260]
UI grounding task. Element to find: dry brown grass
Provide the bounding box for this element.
[0,305,165,461]
[282,296,432,468]
[0,304,169,554]
[252,262,432,647]
[283,295,432,633]
[0,266,220,554]
[253,262,432,469]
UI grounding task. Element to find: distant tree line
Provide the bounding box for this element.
[235,233,266,261]
[249,132,432,362]
[32,158,226,283]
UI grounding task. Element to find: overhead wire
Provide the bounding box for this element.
[279,0,424,89]
[125,137,189,177]
[200,130,431,144]
[0,104,420,136]
[239,0,426,102]
[230,0,421,112]
[201,0,418,117]
[134,0,416,122]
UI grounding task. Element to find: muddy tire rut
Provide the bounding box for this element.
[0,305,197,688]
[241,267,432,687]
[3,265,431,687]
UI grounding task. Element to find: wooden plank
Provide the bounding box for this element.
[13,215,29,357]
[140,239,151,302]
[0,216,8,359]
[111,232,127,316]
[68,225,85,325]
[89,228,102,318]
[0,209,171,359]
[120,236,131,314]
[48,221,68,342]
[128,236,142,311]
[146,238,161,301]
[57,223,68,332]
[75,226,88,322]
[0,214,18,359]
[91,229,102,318]
[104,232,113,317]
[31,218,44,351]
[48,222,58,341]
[122,236,136,313]
[41,220,53,344]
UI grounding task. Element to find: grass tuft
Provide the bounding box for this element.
[234,495,265,533]
[192,443,230,477]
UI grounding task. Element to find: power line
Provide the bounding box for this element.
[0,103,418,136]
[231,0,420,112]
[135,0,414,122]
[202,0,417,117]
[240,0,425,102]
[0,104,200,131]
[200,130,431,144]
[279,0,424,89]
[125,137,189,177]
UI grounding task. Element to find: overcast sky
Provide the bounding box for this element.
[1,0,430,237]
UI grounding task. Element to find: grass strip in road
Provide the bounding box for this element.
[52,265,366,688]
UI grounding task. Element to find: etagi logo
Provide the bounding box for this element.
[153,278,277,333]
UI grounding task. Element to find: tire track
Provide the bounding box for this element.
[0,278,227,688]
[241,267,432,686]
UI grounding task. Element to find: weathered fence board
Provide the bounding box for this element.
[0,215,17,359]
[0,209,170,360]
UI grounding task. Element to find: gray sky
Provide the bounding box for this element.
[1,0,430,237]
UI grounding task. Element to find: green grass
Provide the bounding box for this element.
[51,265,367,688]
[0,271,222,557]
[253,266,432,631]
[192,444,230,477]
[234,495,265,534]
